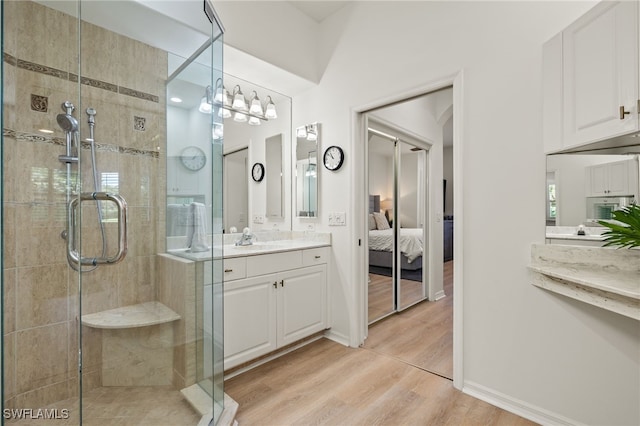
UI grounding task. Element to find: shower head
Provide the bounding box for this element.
[56,113,79,133]
[61,101,75,115]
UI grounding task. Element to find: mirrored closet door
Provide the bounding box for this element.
[367,126,428,324]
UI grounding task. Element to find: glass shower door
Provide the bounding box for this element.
[2,1,225,424]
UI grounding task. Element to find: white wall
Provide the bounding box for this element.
[296,2,639,425]
[220,1,639,425]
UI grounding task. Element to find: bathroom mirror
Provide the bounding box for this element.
[546,139,640,229]
[296,123,319,218]
[224,148,249,232]
[266,134,284,219]
[168,70,292,232]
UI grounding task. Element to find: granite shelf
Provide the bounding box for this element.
[529,244,640,321]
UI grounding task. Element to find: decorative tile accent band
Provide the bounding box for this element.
[3,128,160,159]
[81,76,118,93]
[3,55,159,103]
[3,52,17,66]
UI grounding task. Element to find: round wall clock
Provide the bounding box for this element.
[323,145,344,171]
[252,162,265,182]
[180,146,206,171]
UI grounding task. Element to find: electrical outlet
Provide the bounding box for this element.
[253,214,264,224]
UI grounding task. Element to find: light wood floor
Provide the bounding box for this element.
[365,261,454,379]
[368,273,424,322]
[225,262,536,425]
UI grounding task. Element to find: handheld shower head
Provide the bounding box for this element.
[86,107,97,126]
[56,113,79,132]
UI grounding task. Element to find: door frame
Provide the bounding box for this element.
[350,71,465,389]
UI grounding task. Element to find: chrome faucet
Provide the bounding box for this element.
[235,227,256,246]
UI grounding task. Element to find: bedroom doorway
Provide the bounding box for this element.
[367,122,429,324]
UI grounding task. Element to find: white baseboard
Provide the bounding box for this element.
[324,329,350,347]
[463,380,585,426]
[434,290,446,301]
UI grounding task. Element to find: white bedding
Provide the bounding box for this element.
[369,228,423,263]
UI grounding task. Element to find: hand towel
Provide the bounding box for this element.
[186,202,209,252]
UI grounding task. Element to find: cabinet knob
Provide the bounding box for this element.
[280,280,284,287]
[314,255,321,259]
[273,281,278,288]
[224,269,233,273]
[619,106,630,119]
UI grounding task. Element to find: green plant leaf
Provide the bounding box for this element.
[597,204,640,249]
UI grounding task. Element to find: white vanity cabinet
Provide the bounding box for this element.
[586,159,639,197]
[543,1,639,153]
[223,246,329,370]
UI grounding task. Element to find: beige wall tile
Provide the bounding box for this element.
[3,268,17,334]
[3,205,17,269]
[102,324,173,387]
[13,1,78,73]
[16,264,68,330]
[4,333,16,400]
[80,265,118,316]
[3,63,17,131]
[16,322,69,394]
[80,21,119,87]
[12,380,71,411]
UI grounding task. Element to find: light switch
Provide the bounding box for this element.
[329,212,346,226]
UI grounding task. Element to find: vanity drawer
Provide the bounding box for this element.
[303,247,329,266]
[223,257,247,281]
[246,251,303,277]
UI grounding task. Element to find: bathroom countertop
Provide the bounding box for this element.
[545,233,605,241]
[545,226,605,241]
[167,239,331,261]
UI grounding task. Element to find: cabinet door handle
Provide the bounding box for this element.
[273,281,278,289]
[314,255,321,259]
[224,269,233,273]
[619,106,630,119]
[280,280,284,287]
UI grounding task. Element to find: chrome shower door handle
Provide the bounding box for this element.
[67,192,128,267]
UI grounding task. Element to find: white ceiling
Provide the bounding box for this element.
[287,1,350,22]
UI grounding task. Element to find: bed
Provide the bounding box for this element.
[368,195,423,272]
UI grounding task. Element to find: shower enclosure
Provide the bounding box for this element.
[1,1,225,424]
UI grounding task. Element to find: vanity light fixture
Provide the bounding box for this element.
[199,79,278,128]
[297,123,317,141]
[231,85,248,110]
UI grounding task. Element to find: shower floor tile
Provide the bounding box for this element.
[8,386,201,425]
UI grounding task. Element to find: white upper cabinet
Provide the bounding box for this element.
[562,1,638,148]
[586,159,639,197]
[544,1,639,153]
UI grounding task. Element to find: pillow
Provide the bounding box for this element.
[372,211,390,230]
[368,214,377,230]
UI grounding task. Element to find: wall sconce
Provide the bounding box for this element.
[201,79,278,127]
[297,123,317,141]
